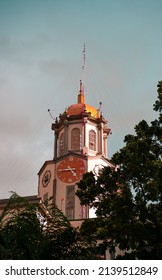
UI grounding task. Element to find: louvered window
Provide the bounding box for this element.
[66,185,75,220]
[59,133,64,155]
[43,192,48,206]
[71,128,80,150]
[89,129,96,150]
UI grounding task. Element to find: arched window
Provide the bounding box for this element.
[89,129,96,150]
[59,133,64,155]
[71,128,80,150]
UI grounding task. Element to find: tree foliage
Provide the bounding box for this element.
[76,81,162,259]
[0,193,97,259]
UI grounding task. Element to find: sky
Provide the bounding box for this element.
[0,0,162,199]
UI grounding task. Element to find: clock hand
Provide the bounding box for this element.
[58,168,69,172]
[58,168,76,172]
[67,166,76,176]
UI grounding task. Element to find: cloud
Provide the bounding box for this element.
[40,59,69,77]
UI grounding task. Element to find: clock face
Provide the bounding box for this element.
[57,156,85,183]
[42,170,51,187]
[93,164,104,176]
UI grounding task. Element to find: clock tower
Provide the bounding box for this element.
[38,80,112,221]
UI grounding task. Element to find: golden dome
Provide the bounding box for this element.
[67,103,99,118]
[86,104,99,118]
[66,80,99,118]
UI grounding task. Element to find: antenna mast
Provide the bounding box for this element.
[82,43,86,90]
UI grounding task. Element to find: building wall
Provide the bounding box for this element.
[38,162,55,204]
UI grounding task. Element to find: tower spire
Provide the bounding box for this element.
[78,80,85,103]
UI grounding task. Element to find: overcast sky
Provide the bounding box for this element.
[0,0,161,199]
